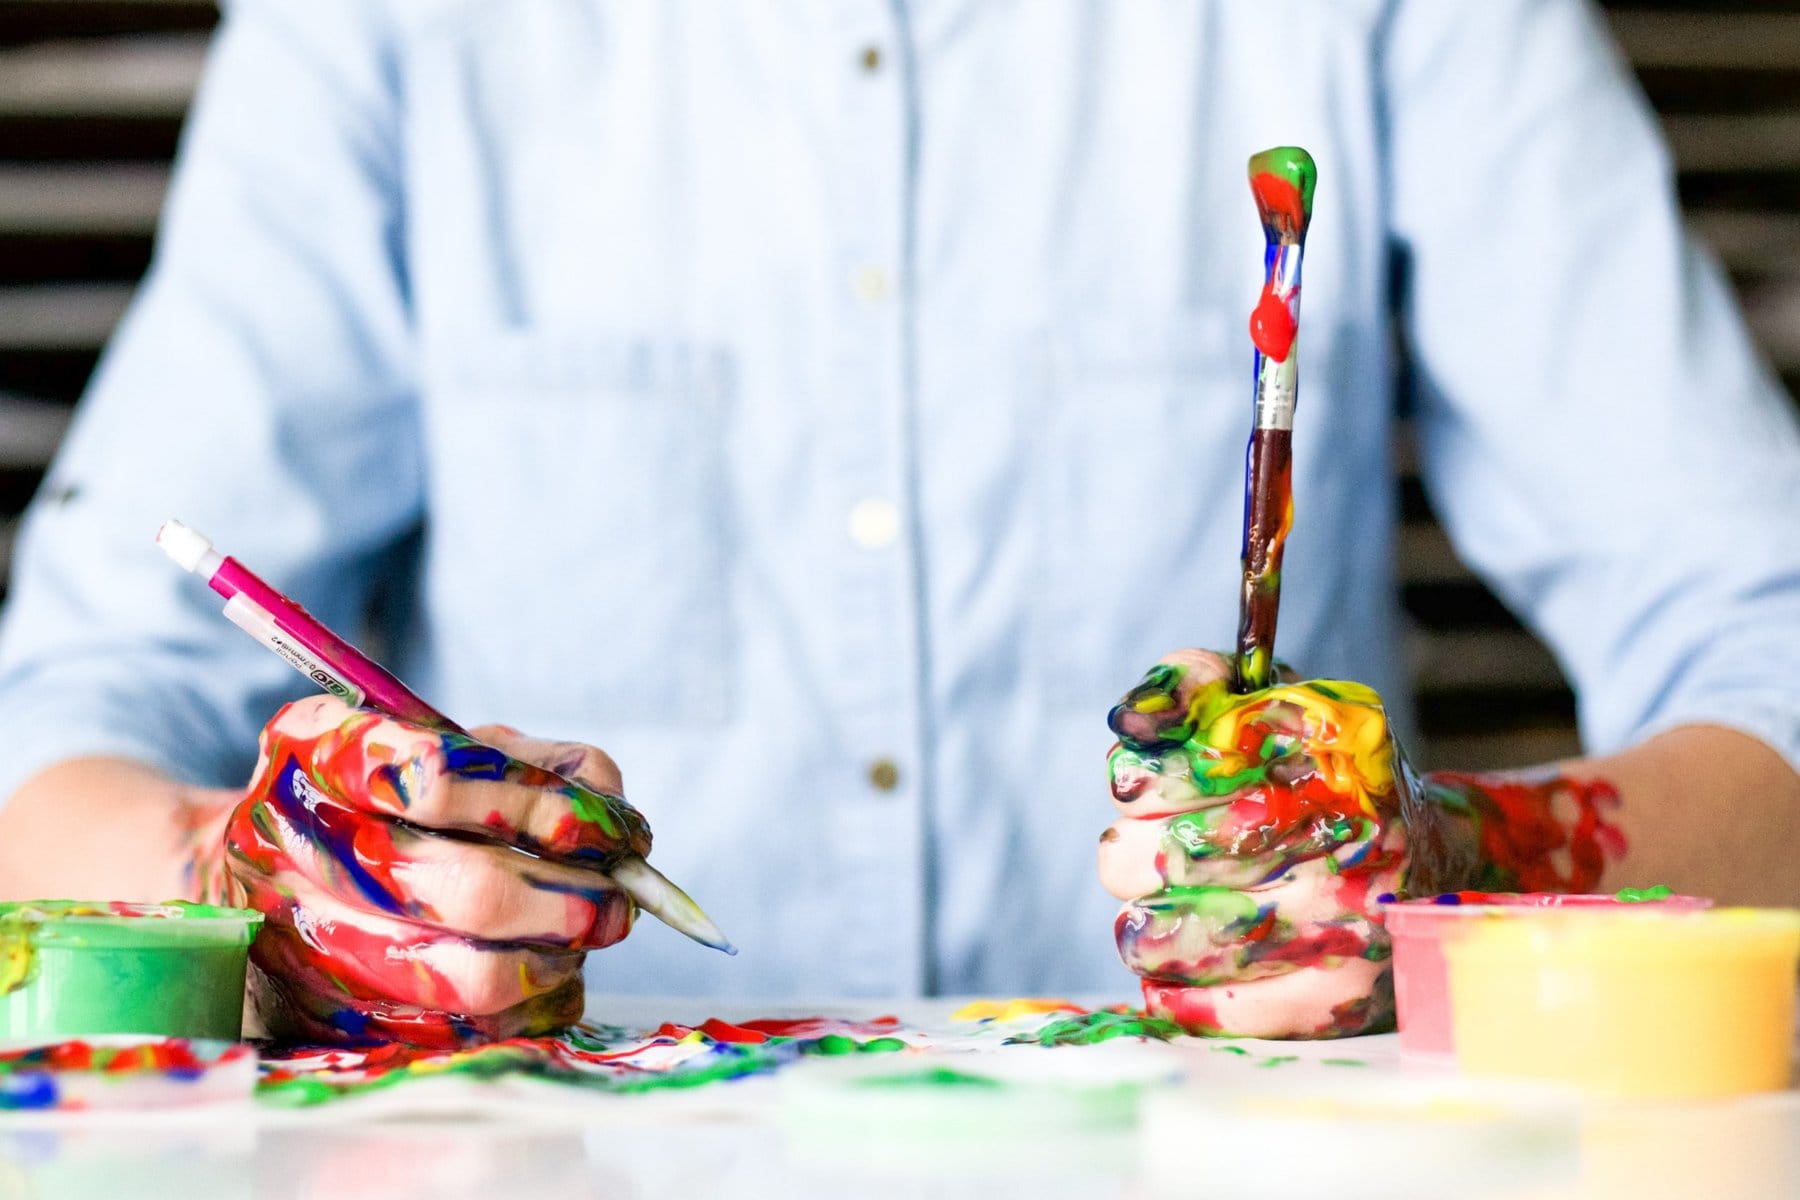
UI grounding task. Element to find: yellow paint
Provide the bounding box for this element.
[951,997,1085,1023]
[1188,678,1395,818]
[1445,908,1800,1099]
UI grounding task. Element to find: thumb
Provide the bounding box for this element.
[468,725,626,797]
[1107,649,1234,747]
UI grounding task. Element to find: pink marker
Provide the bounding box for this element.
[155,519,736,955]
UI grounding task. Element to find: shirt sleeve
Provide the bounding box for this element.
[1384,0,1800,773]
[0,0,421,804]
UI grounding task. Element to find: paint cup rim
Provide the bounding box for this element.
[0,900,262,948]
[1382,893,1710,930]
[1441,906,1800,962]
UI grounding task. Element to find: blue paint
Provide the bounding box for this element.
[0,1073,57,1110]
[272,759,409,915]
[446,740,511,781]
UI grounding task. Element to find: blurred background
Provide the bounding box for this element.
[0,0,1795,771]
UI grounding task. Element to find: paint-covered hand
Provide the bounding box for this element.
[223,695,648,1047]
[1098,650,1475,1039]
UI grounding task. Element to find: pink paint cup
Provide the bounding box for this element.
[1383,892,1712,1058]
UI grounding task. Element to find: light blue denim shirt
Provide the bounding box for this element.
[2,0,1798,998]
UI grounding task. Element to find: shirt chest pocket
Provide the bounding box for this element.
[417,331,734,730]
[1030,314,1248,710]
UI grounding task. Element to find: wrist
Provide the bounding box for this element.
[1413,768,1626,895]
[1398,769,1486,895]
[177,788,243,906]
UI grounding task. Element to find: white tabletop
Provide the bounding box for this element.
[2,995,1796,1200]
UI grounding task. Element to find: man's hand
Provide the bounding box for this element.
[223,695,648,1047]
[1099,650,1475,1039]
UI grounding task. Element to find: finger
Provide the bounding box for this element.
[1104,776,1408,903]
[238,873,587,1020]
[1112,858,1400,988]
[1142,960,1393,1039]
[260,696,651,862]
[230,793,633,947]
[470,725,624,796]
[1107,649,1233,748]
[252,962,586,1048]
[1155,792,1395,890]
[1108,741,1221,817]
[1098,816,1165,901]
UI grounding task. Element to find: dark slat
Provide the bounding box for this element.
[1402,581,1520,631]
[0,466,47,513]
[0,234,152,285]
[1680,169,1800,210]
[0,350,97,405]
[1635,68,1800,117]
[0,115,184,162]
[1603,1,1800,13]
[1414,687,1577,738]
[0,3,216,47]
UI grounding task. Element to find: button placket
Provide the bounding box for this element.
[819,6,925,997]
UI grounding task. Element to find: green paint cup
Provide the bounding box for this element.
[0,901,262,1042]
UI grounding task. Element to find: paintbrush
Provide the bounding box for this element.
[1233,146,1316,693]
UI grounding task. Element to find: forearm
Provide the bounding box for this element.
[0,758,238,905]
[1423,724,1800,906]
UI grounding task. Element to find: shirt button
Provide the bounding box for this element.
[860,45,882,73]
[848,497,900,550]
[851,264,890,304]
[868,759,901,792]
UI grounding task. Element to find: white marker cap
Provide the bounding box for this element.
[156,519,221,576]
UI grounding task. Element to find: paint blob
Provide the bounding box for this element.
[0,1038,256,1111]
[1008,1010,1184,1047]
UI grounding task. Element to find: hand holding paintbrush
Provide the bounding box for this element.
[1235,146,1316,693]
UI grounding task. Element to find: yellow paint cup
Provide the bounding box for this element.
[1444,908,1800,1099]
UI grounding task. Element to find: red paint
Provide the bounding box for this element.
[1142,979,1222,1035]
[1250,286,1297,361]
[1433,773,1625,893]
[1242,909,1279,943]
[736,1015,902,1039]
[1253,924,1370,967]
[1250,172,1307,239]
[0,1039,224,1078]
[650,1019,771,1044]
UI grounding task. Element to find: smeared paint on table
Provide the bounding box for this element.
[0,1001,1171,1112]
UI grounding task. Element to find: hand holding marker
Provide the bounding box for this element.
[156,520,735,955]
[1234,146,1315,693]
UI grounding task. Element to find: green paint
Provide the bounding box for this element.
[1321,1058,1368,1068]
[1256,1056,1299,1069]
[258,1041,792,1108]
[1211,1044,1251,1056]
[563,782,628,840]
[802,1033,909,1056]
[850,1067,1005,1091]
[1616,885,1674,903]
[1008,1010,1183,1047]
[1140,885,1261,925]
[257,1026,918,1109]
[0,902,261,1041]
[1247,145,1318,214]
